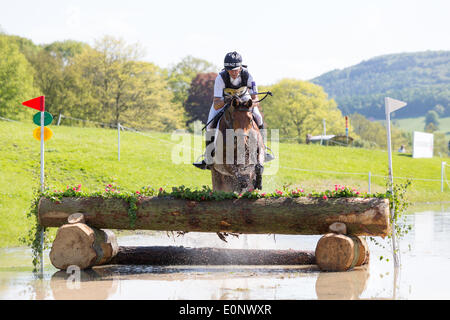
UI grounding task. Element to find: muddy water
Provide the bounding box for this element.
[0,204,449,300]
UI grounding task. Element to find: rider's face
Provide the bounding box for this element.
[227,67,241,80]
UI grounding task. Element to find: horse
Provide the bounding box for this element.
[209,87,265,193]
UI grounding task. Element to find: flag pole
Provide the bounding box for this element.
[39,96,45,274]
[385,101,399,269]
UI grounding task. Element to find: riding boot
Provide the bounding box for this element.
[193,136,215,170]
[254,163,264,190]
[258,124,275,162]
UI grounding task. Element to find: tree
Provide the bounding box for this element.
[167,56,216,109]
[184,72,217,125]
[26,41,89,118]
[44,40,87,61]
[425,110,439,130]
[433,104,445,117]
[260,79,350,143]
[350,113,409,149]
[66,36,184,131]
[424,122,437,133]
[0,35,39,119]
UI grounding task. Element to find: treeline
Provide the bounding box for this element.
[312,51,450,119]
[0,33,445,155]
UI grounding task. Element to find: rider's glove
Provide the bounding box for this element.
[224,95,232,104]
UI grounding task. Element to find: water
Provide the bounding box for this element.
[0,204,449,300]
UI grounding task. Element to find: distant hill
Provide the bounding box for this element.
[311,51,450,119]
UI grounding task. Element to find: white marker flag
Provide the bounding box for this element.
[385,97,407,114]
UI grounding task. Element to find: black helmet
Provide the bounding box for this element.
[224,51,242,70]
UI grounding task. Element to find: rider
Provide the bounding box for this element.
[193,51,274,170]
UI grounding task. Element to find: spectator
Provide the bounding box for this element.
[398,145,406,153]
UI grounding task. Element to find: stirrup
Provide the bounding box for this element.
[265,147,275,162]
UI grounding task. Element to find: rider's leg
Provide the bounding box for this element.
[252,106,263,127]
[193,104,219,170]
[252,106,275,162]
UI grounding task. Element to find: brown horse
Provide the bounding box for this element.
[210,90,265,193]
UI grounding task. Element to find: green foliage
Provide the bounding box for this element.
[368,179,412,261]
[63,36,184,131]
[3,34,42,61]
[434,104,445,117]
[350,113,410,150]
[19,187,48,272]
[261,79,351,143]
[312,51,450,119]
[0,35,39,119]
[425,110,440,130]
[433,132,448,156]
[167,55,216,108]
[43,40,88,63]
[184,72,217,125]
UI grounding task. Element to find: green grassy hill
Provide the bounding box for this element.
[312,51,450,119]
[392,116,450,139]
[0,120,448,247]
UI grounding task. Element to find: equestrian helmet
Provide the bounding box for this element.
[224,51,242,70]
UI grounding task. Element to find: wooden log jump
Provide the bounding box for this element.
[38,196,390,236]
[40,196,389,272]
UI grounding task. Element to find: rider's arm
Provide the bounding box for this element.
[248,74,260,107]
[213,75,226,110]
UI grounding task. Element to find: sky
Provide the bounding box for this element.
[1,0,449,85]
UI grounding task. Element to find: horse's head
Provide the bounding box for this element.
[229,93,254,133]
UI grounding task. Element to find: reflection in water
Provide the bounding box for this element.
[1,204,449,299]
[50,269,118,300]
[315,265,369,299]
[45,264,372,300]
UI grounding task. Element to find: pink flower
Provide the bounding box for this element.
[239,193,242,197]
[275,189,283,195]
[135,191,141,194]
[299,188,304,193]
[261,192,266,197]
[356,191,360,195]
[201,196,205,200]
[248,188,254,192]
[159,187,164,192]
[323,195,328,200]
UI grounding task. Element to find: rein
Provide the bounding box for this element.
[201,91,272,131]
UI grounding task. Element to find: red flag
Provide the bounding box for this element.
[22,96,45,111]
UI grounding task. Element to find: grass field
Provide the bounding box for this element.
[0,120,449,247]
[392,116,450,139]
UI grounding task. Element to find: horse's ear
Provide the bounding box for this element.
[245,99,253,108]
[231,97,239,107]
